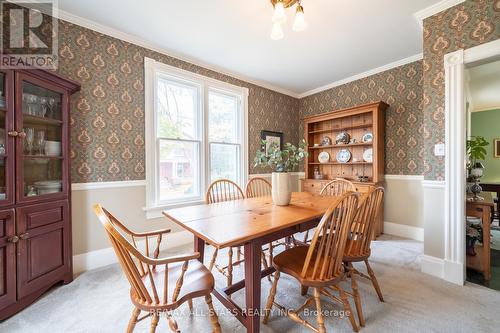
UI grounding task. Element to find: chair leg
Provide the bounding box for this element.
[150,313,160,333]
[209,248,218,271]
[268,242,274,266]
[364,259,384,302]
[263,271,280,324]
[261,250,272,282]
[126,307,141,333]
[349,263,365,327]
[303,230,309,244]
[313,288,326,333]
[166,312,180,333]
[301,285,309,296]
[339,286,359,333]
[187,299,194,313]
[205,294,222,333]
[236,246,242,262]
[227,247,233,288]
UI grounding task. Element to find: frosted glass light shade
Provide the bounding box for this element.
[292,6,307,32]
[270,22,284,40]
[272,2,287,24]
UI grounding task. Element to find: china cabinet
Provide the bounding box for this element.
[301,101,387,236]
[0,68,80,319]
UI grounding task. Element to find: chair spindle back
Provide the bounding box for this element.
[345,187,384,257]
[320,179,356,197]
[245,177,272,198]
[94,205,191,308]
[302,192,359,281]
[206,179,245,203]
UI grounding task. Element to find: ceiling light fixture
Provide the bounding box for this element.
[270,0,307,40]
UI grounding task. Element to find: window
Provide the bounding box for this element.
[145,58,248,217]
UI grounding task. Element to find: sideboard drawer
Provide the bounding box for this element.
[302,180,325,193]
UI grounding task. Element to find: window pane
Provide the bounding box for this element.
[210,143,239,183]
[159,140,200,202]
[157,78,199,140]
[209,90,238,143]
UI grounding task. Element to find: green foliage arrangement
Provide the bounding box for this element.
[466,136,489,167]
[254,139,308,173]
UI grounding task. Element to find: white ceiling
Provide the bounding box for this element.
[58,0,441,95]
[468,59,500,112]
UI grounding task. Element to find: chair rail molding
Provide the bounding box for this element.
[443,38,500,285]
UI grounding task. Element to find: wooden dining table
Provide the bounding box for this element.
[163,191,338,333]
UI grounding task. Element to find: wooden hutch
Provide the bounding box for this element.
[301,101,388,236]
[0,67,80,319]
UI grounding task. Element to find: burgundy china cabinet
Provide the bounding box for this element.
[0,68,80,319]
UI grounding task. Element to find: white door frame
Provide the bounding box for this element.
[444,38,500,285]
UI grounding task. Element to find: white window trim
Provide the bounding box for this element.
[144,57,249,219]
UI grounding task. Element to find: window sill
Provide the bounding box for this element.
[143,199,205,220]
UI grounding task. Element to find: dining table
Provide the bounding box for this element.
[163,191,338,333]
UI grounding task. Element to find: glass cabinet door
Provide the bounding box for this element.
[0,70,13,206]
[16,75,68,202]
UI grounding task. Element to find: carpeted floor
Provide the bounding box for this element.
[2,235,500,333]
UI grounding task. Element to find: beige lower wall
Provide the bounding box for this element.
[72,184,185,256]
[422,182,445,259]
[72,174,426,257]
[384,177,424,228]
[71,173,304,256]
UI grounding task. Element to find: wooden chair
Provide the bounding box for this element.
[245,177,272,198]
[94,205,221,333]
[245,177,281,280]
[206,179,246,288]
[344,187,385,327]
[302,178,356,243]
[263,192,360,333]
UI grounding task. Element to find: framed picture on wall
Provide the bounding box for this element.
[261,130,283,154]
[495,138,500,158]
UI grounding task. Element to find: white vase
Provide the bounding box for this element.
[272,172,292,206]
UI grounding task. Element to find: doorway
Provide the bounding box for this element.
[443,39,500,286]
[464,59,500,289]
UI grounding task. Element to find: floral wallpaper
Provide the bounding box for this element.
[299,61,424,175]
[423,0,500,180]
[56,21,299,183]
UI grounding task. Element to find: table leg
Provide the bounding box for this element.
[244,241,262,333]
[194,235,205,264]
[483,207,491,280]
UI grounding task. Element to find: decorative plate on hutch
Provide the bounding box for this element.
[318,152,330,164]
[363,148,373,162]
[320,136,332,146]
[336,149,351,163]
[336,131,350,144]
[362,132,374,143]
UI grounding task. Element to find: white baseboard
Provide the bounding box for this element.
[73,230,193,274]
[421,254,444,279]
[444,260,465,285]
[384,221,424,241]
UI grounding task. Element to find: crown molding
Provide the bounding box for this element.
[414,0,466,29]
[35,4,427,100]
[52,8,301,98]
[298,53,423,98]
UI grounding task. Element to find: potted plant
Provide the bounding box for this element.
[254,139,308,206]
[466,136,489,200]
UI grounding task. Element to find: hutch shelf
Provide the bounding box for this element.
[0,68,80,319]
[301,101,388,236]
